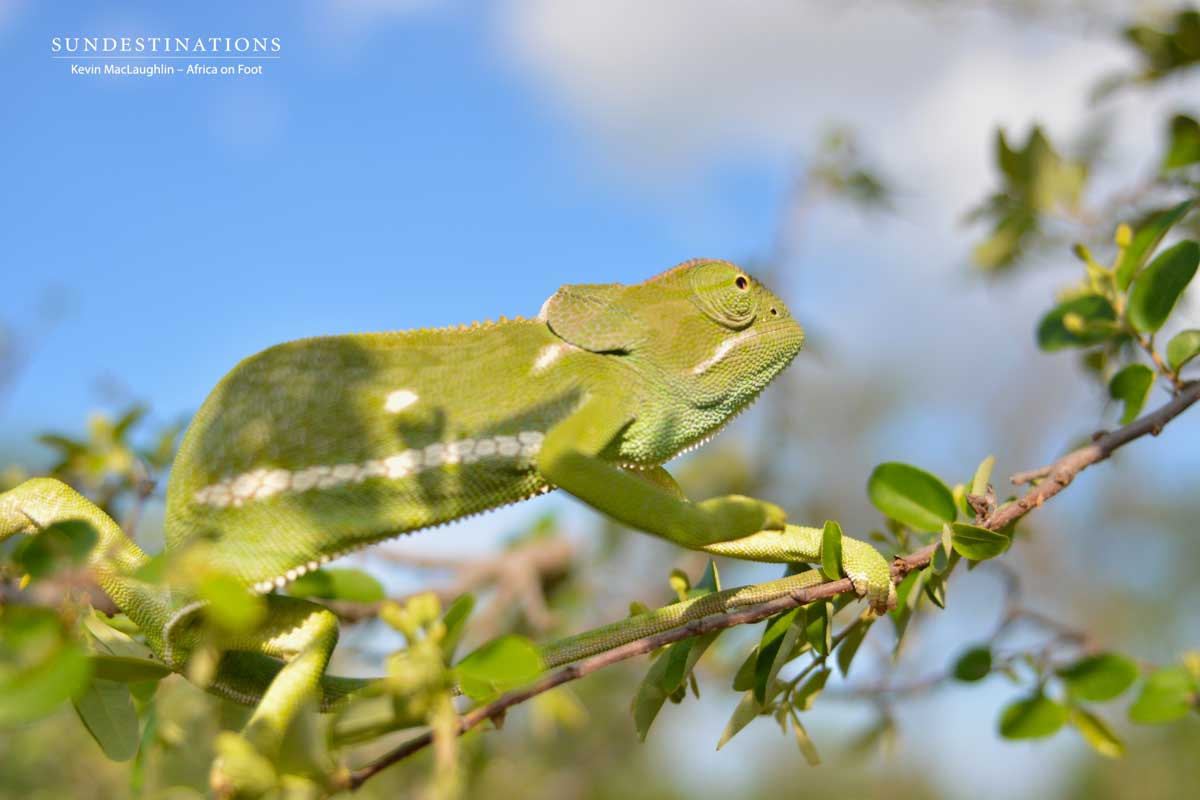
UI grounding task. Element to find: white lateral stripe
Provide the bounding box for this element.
[532,342,571,374]
[384,389,419,413]
[193,431,547,509]
[691,329,754,375]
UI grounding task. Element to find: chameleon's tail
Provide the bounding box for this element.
[1,477,149,569]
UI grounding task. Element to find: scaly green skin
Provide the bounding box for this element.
[0,259,895,794]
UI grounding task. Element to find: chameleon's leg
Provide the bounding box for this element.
[208,597,341,796]
[626,466,896,614]
[194,594,366,712]
[537,395,787,547]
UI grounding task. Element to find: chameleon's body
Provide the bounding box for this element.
[0,259,894,793]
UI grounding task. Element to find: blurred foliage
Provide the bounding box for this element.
[968,126,1088,271]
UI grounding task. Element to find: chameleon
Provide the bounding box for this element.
[0,258,895,793]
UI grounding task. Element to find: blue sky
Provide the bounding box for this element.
[3,4,1200,797]
[1,2,791,440]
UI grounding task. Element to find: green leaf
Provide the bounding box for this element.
[1166,329,1200,372]
[439,594,475,663]
[663,631,721,697]
[197,573,266,634]
[820,521,843,581]
[888,570,921,655]
[695,559,721,593]
[88,655,171,683]
[81,610,157,661]
[1109,364,1155,424]
[867,462,956,531]
[72,679,140,761]
[804,601,832,658]
[1036,295,1117,351]
[792,668,831,712]
[12,520,98,579]
[790,715,821,766]
[970,455,996,497]
[1163,114,1200,170]
[1056,652,1138,702]
[998,693,1069,739]
[835,617,872,678]
[1115,200,1196,290]
[732,646,758,692]
[1070,708,1125,758]
[755,608,802,703]
[1129,666,1197,724]
[716,690,763,750]
[454,635,543,702]
[950,523,1011,561]
[632,649,674,740]
[0,607,92,725]
[634,630,722,739]
[1128,240,1200,333]
[953,646,993,682]
[288,567,385,603]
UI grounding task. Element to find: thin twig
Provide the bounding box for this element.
[345,379,1200,790]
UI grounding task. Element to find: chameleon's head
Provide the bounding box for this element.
[540,258,803,411]
[638,259,805,412]
[540,258,803,457]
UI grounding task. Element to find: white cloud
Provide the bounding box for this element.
[497,0,1160,221]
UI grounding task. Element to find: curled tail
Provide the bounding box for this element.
[0,478,179,643]
[1,477,149,574]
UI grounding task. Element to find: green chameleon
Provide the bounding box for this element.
[1,259,894,792]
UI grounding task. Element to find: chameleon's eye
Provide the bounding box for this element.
[689,261,758,329]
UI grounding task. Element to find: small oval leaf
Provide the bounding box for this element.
[72,679,140,762]
[1163,114,1200,171]
[867,463,956,531]
[1070,708,1125,758]
[88,655,172,683]
[0,607,93,725]
[1109,364,1155,424]
[288,567,385,603]
[998,693,1068,739]
[1115,199,1196,289]
[1166,329,1200,372]
[820,521,843,581]
[1128,240,1200,333]
[953,646,993,682]
[1056,652,1138,702]
[1128,666,1197,724]
[1036,295,1117,351]
[950,523,1011,561]
[454,635,543,702]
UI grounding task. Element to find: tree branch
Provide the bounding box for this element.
[344,380,1200,791]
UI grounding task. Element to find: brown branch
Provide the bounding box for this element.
[346,379,1200,791]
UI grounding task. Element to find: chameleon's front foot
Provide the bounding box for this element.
[840,537,897,616]
[694,495,787,543]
